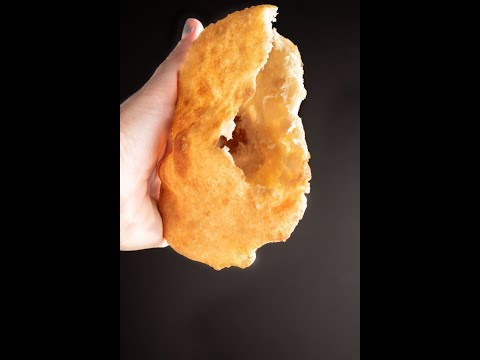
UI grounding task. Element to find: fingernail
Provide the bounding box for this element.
[182,19,194,39]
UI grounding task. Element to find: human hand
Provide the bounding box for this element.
[120,18,204,250]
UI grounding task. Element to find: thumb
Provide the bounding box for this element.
[120,18,203,185]
[139,18,204,107]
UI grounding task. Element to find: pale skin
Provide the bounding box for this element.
[120,19,204,250]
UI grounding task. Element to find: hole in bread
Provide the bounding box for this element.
[217,116,246,152]
[217,31,307,188]
[217,115,264,180]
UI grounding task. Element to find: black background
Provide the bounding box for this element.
[121,0,360,359]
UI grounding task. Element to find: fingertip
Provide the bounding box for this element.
[191,19,204,38]
[181,18,204,41]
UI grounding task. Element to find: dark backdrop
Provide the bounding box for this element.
[120,1,360,359]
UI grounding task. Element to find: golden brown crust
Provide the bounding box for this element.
[159,5,311,270]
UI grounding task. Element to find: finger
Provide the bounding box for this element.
[140,18,204,106]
